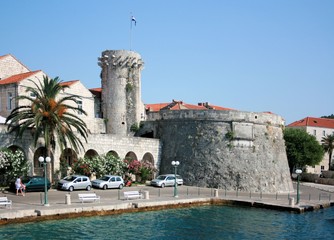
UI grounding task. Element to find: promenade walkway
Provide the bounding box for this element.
[0,182,333,225]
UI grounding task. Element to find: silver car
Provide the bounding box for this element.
[58,175,92,192]
[92,175,124,190]
[151,174,183,188]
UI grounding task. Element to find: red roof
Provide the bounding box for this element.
[288,117,334,129]
[60,80,79,87]
[89,88,102,97]
[0,70,41,85]
[146,100,233,112]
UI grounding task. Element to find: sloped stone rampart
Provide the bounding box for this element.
[140,109,293,193]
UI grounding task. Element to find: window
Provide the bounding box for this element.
[323,130,326,136]
[7,92,13,110]
[77,100,82,115]
[321,166,325,170]
[313,130,316,136]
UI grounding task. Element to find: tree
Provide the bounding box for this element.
[321,134,334,170]
[284,128,324,173]
[321,114,334,119]
[5,76,89,177]
[0,149,28,185]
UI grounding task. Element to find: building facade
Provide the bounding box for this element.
[287,117,334,174]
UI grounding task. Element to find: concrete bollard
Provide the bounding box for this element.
[289,197,294,207]
[214,189,219,198]
[65,193,71,205]
[143,190,149,200]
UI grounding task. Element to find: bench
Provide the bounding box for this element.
[78,193,100,203]
[0,197,12,209]
[123,191,142,200]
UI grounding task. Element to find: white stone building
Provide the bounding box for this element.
[0,53,161,181]
[287,117,334,174]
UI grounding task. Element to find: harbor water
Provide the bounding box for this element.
[0,205,333,239]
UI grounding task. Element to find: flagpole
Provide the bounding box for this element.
[130,14,132,50]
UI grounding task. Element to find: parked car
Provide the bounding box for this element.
[92,175,124,190]
[10,176,51,192]
[57,175,92,191]
[150,174,183,188]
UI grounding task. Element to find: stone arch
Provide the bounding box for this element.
[125,151,137,161]
[84,149,98,159]
[33,147,54,181]
[141,152,155,179]
[142,152,154,165]
[107,150,119,158]
[60,148,78,167]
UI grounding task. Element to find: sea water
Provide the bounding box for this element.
[0,205,333,240]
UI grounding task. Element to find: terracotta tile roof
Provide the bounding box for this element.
[145,103,170,111]
[146,100,233,112]
[288,117,334,129]
[60,80,79,87]
[0,70,41,85]
[198,102,235,111]
[89,88,102,97]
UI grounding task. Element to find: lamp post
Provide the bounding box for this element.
[295,169,302,205]
[171,161,180,198]
[38,156,51,206]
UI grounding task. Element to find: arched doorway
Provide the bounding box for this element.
[60,148,78,178]
[84,149,98,159]
[107,150,119,158]
[34,147,54,182]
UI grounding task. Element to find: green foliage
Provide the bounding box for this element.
[321,114,334,119]
[126,83,133,92]
[284,128,324,173]
[0,149,29,185]
[321,134,334,170]
[6,76,88,156]
[225,130,234,141]
[130,123,140,132]
[71,155,128,178]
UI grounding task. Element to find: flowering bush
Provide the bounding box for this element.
[124,159,157,182]
[71,154,127,178]
[0,149,29,186]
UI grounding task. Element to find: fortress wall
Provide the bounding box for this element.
[142,110,293,193]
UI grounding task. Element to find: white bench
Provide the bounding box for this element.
[78,193,100,203]
[123,191,142,200]
[0,197,12,209]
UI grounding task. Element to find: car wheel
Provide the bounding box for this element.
[86,185,91,191]
[161,183,165,188]
[119,184,124,189]
[103,184,108,190]
[69,186,74,192]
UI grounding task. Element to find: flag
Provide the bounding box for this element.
[131,16,137,26]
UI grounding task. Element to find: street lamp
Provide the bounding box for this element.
[295,169,302,205]
[38,156,51,206]
[171,161,180,198]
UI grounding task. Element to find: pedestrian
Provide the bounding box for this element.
[15,176,25,196]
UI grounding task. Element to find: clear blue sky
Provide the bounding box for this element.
[2,0,333,124]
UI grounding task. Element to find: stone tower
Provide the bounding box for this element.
[98,50,145,135]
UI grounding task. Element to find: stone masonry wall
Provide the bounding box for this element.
[139,109,293,193]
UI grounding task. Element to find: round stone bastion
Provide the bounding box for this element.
[139,109,294,193]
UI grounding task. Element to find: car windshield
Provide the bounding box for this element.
[156,175,167,180]
[64,176,76,181]
[99,176,110,181]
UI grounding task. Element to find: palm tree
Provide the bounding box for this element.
[5,76,89,177]
[321,134,334,170]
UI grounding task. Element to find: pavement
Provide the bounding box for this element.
[0,182,333,225]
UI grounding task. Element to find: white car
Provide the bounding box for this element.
[92,175,124,190]
[58,175,92,192]
[150,174,183,188]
